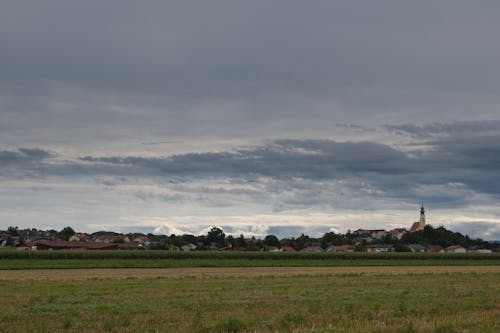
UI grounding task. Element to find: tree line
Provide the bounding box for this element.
[1,225,495,251]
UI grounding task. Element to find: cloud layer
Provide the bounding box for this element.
[1,2,499,239]
[1,122,499,239]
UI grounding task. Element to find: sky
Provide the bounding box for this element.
[1,1,500,240]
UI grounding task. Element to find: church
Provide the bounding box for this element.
[410,205,426,232]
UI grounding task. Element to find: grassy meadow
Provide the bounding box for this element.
[0,271,498,332]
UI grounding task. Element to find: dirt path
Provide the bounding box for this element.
[1,266,499,281]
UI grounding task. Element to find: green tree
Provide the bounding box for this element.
[263,235,281,247]
[206,227,225,246]
[224,235,235,248]
[321,232,349,247]
[58,226,75,241]
[7,226,19,236]
[234,234,247,248]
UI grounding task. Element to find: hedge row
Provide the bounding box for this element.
[0,250,498,260]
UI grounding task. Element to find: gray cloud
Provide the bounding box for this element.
[0,148,55,179]
[2,1,500,150]
[385,121,500,138]
[79,140,409,178]
[0,148,53,164]
[1,2,499,238]
[3,131,499,210]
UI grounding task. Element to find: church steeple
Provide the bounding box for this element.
[410,205,427,232]
[420,205,426,224]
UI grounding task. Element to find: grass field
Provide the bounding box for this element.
[0,268,498,332]
[1,250,499,269]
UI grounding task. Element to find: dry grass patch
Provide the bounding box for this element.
[1,265,499,281]
[0,270,498,332]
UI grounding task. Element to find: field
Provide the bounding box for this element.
[0,267,499,332]
[1,251,499,332]
[1,250,499,270]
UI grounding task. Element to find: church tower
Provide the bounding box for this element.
[410,205,426,232]
[420,205,426,224]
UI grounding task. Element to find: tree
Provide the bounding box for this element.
[321,232,348,247]
[58,226,75,241]
[295,234,310,251]
[7,226,19,236]
[225,235,235,248]
[263,235,281,247]
[394,243,411,252]
[181,234,196,244]
[234,234,247,248]
[206,227,225,246]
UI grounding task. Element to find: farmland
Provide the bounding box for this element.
[0,267,499,332]
[1,251,498,332]
[1,250,499,270]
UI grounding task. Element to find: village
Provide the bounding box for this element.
[0,206,495,253]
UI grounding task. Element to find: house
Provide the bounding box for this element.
[181,243,198,251]
[132,235,151,247]
[467,247,493,253]
[352,229,388,240]
[388,228,407,240]
[300,246,324,253]
[69,233,90,242]
[408,244,426,252]
[281,246,296,252]
[365,244,394,253]
[263,245,281,252]
[28,240,118,250]
[427,245,444,253]
[325,245,356,252]
[94,235,130,243]
[118,242,140,249]
[445,245,467,253]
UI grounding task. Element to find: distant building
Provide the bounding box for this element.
[365,244,394,253]
[27,240,118,250]
[410,205,426,232]
[352,229,388,240]
[300,246,324,253]
[132,235,151,247]
[408,244,426,252]
[181,243,198,251]
[69,233,90,242]
[467,247,492,253]
[388,228,407,240]
[94,235,130,243]
[445,245,467,253]
[427,245,444,253]
[325,245,356,252]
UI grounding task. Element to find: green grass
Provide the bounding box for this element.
[0,250,499,270]
[1,257,499,270]
[2,249,500,260]
[0,272,498,332]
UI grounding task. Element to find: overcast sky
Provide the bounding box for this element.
[1,1,499,239]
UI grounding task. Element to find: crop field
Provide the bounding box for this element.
[0,267,499,332]
[1,250,499,270]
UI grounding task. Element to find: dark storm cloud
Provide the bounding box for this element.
[80,140,409,178]
[0,148,54,165]
[32,133,492,203]
[4,127,500,206]
[385,121,500,138]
